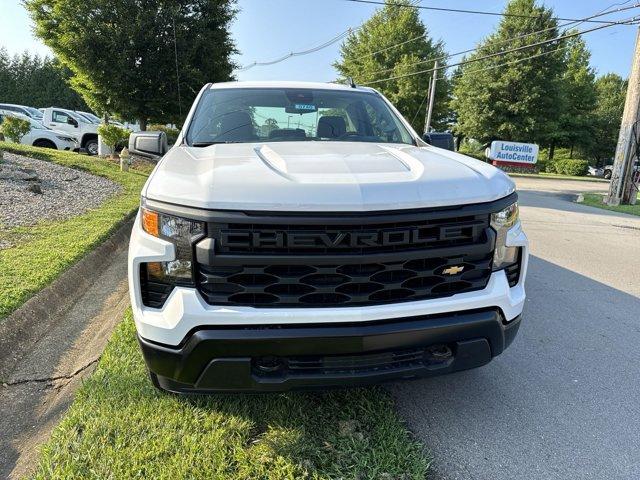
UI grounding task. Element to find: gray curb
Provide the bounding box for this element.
[0,216,134,379]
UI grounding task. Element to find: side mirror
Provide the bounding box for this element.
[422,133,432,145]
[129,131,168,158]
[68,117,78,127]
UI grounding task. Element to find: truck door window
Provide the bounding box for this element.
[52,111,71,123]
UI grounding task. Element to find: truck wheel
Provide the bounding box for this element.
[604,170,612,180]
[85,139,99,156]
[33,139,57,149]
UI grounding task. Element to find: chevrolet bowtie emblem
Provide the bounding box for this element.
[442,265,465,275]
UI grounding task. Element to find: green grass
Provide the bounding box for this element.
[0,142,152,319]
[507,171,608,182]
[580,192,640,216]
[31,311,430,479]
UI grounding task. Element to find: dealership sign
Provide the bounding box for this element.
[487,141,539,164]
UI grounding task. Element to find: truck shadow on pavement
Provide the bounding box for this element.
[388,255,640,480]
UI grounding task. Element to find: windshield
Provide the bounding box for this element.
[186,88,414,146]
[78,111,101,123]
[29,118,48,130]
[25,107,42,118]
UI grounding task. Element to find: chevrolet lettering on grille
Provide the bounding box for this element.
[219,225,474,249]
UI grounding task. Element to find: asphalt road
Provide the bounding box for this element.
[391,178,640,480]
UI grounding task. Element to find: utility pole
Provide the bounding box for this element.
[606,27,640,206]
[424,60,439,134]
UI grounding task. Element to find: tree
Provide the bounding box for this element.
[587,73,627,164]
[0,48,87,110]
[451,0,565,146]
[97,124,130,158]
[334,0,451,132]
[26,0,237,129]
[555,34,597,159]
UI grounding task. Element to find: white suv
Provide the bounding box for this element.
[128,81,529,393]
[0,111,77,151]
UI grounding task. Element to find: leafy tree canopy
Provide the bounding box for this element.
[451,0,565,145]
[556,33,597,155]
[334,0,451,133]
[26,0,238,129]
[587,73,627,162]
[0,48,87,110]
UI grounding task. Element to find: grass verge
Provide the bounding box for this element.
[31,310,430,479]
[580,192,640,216]
[0,142,152,319]
[508,172,608,182]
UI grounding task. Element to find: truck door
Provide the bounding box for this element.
[49,110,78,136]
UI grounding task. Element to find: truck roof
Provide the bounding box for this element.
[209,80,376,93]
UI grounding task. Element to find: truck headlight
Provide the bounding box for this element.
[140,205,205,283]
[491,202,520,272]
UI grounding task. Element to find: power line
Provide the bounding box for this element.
[239,27,357,71]
[362,13,640,86]
[408,44,571,127]
[345,0,637,25]
[361,3,640,76]
[457,43,572,77]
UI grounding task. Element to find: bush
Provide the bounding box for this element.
[545,161,557,173]
[148,124,180,145]
[0,116,31,143]
[553,159,589,176]
[97,123,130,155]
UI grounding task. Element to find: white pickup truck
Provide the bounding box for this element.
[40,107,99,155]
[128,81,529,393]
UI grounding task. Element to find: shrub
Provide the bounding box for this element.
[545,161,557,173]
[554,159,589,176]
[97,123,130,156]
[148,124,180,145]
[0,116,31,143]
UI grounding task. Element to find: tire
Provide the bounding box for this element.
[85,138,99,156]
[604,169,612,180]
[33,139,57,149]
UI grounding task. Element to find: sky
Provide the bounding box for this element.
[0,0,638,82]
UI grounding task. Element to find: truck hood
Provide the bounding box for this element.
[143,142,516,211]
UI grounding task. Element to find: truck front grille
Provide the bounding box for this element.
[197,252,492,307]
[270,348,429,376]
[192,197,515,308]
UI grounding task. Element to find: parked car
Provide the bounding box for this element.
[0,110,77,150]
[603,160,639,180]
[75,110,131,130]
[0,103,43,120]
[588,166,604,177]
[422,131,455,151]
[40,107,99,155]
[127,81,529,393]
[75,111,100,124]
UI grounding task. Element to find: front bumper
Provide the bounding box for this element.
[140,308,521,393]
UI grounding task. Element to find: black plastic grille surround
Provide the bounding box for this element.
[256,347,445,377]
[504,250,522,287]
[211,215,485,255]
[140,264,174,308]
[192,198,509,307]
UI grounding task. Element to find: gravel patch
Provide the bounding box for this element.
[0,152,122,231]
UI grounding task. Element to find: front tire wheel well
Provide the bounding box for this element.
[33,138,57,149]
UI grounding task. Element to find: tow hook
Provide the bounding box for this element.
[427,345,453,361]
